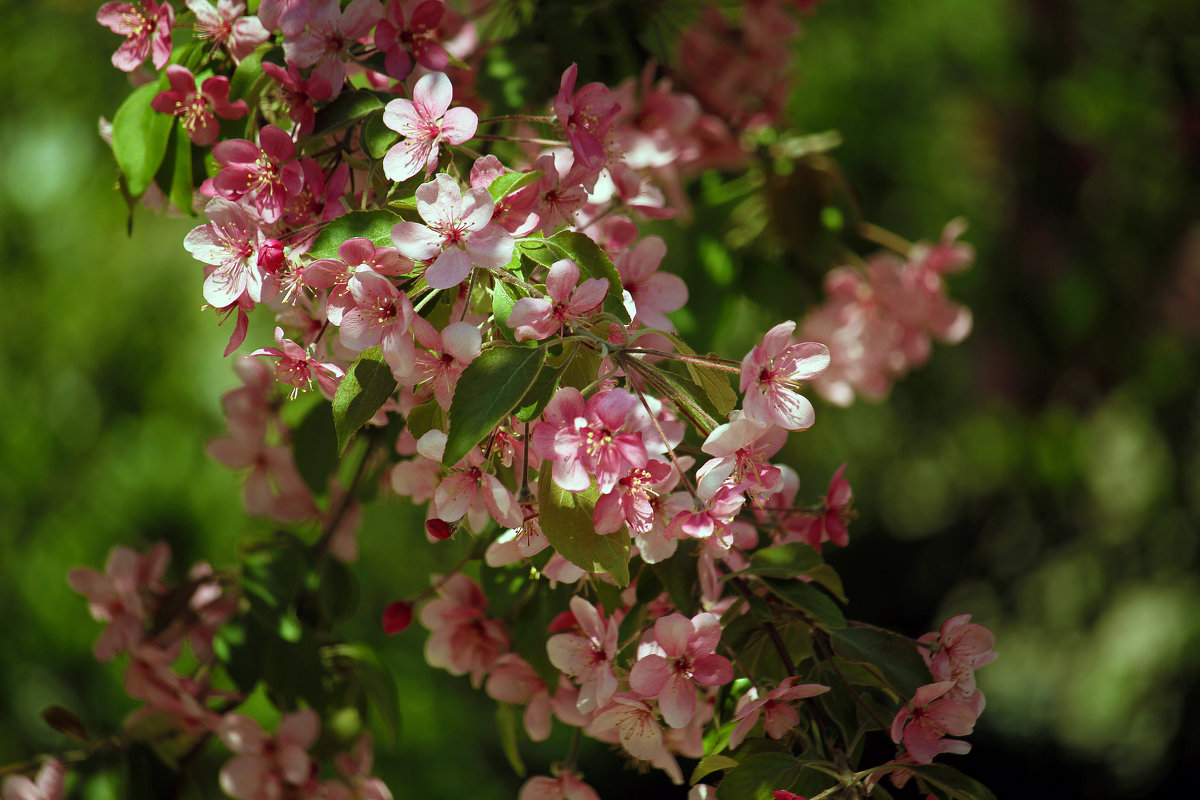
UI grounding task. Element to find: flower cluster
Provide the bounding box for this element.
[56,1,993,799]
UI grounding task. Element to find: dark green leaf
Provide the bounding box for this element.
[165,123,194,215]
[444,345,546,465]
[517,237,557,268]
[312,89,385,137]
[495,703,526,777]
[405,398,445,441]
[332,347,397,454]
[112,77,173,196]
[903,764,997,800]
[805,564,848,603]
[491,277,529,346]
[831,626,933,699]
[629,361,720,435]
[649,547,699,613]
[307,210,404,260]
[293,399,340,495]
[716,752,807,800]
[318,557,360,620]
[230,46,268,101]
[515,364,561,422]
[665,332,738,417]
[762,578,846,630]
[743,543,825,580]
[331,644,402,747]
[487,169,542,202]
[537,473,631,586]
[362,111,399,160]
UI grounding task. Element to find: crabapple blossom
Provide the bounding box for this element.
[403,318,481,407]
[210,125,304,224]
[614,235,687,331]
[262,61,334,134]
[67,542,169,661]
[594,459,673,535]
[628,612,733,728]
[485,654,553,741]
[97,0,174,72]
[382,71,478,182]
[151,65,248,146]
[218,709,320,800]
[547,596,621,714]
[420,573,508,687]
[339,266,417,377]
[187,0,269,63]
[508,258,608,342]
[390,174,514,290]
[283,0,383,92]
[251,326,344,398]
[375,0,451,81]
[518,771,601,800]
[185,197,269,308]
[532,387,650,495]
[555,63,620,172]
[728,677,831,749]
[740,321,830,430]
[1,759,65,800]
[890,681,978,765]
[696,412,785,498]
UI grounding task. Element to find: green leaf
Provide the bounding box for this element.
[716,752,807,800]
[444,345,546,466]
[515,364,561,422]
[545,229,630,323]
[112,77,173,196]
[487,169,542,202]
[293,399,340,495]
[307,210,404,260]
[230,46,268,101]
[517,237,557,268]
[537,473,631,586]
[317,558,359,620]
[311,89,385,137]
[761,577,846,630]
[165,122,194,215]
[805,563,847,604]
[831,626,933,699]
[629,361,720,435]
[330,644,402,747]
[491,277,529,346]
[495,703,526,777]
[742,543,825,580]
[649,542,699,614]
[691,754,738,785]
[362,111,399,159]
[663,332,738,417]
[902,764,997,800]
[332,346,398,454]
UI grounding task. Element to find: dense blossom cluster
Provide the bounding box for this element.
[21,1,989,798]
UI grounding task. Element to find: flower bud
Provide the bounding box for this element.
[381,601,413,635]
[425,519,454,540]
[258,238,285,273]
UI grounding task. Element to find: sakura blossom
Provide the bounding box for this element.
[628,611,733,728]
[390,174,514,290]
[382,71,478,182]
[97,0,174,72]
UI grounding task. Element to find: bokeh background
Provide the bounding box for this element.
[2,0,1198,798]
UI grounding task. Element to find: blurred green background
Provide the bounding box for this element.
[2,0,1198,798]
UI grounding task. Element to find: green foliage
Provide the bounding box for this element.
[307,210,405,260]
[444,344,546,466]
[311,89,385,137]
[111,77,172,196]
[537,474,631,586]
[332,346,398,454]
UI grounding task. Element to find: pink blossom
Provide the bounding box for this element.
[256,0,311,35]
[262,61,334,134]
[530,149,592,234]
[124,644,223,732]
[594,459,672,535]
[283,0,383,92]
[419,573,508,687]
[484,511,550,566]
[586,692,666,761]
[211,126,304,224]
[1,759,65,800]
[518,771,601,800]
[485,654,553,741]
[432,461,523,531]
[728,677,830,749]
[218,709,320,800]
[614,235,687,331]
[918,614,997,700]
[696,413,785,498]
[382,71,478,182]
[67,543,169,661]
[664,482,745,550]
[390,174,514,290]
[889,681,978,765]
[508,258,608,342]
[403,318,481,407]
[532,387,649,495]
[740,321,830,430]
[470,155,541,235]
[187,0,269,63]
[97,0,174,72]
[801,463,853,548]
[628,612,733,728]
[304,238,410,325]
[185,197,269,308]
[546,596,621,714]
[283,158,349,228]
[554,63,619,172]
[207,429,317,523]
[251,326,344,398]
[326,733,393,800]
[374,0,450,80]
[338,266,417,377]
[151,65,248,146]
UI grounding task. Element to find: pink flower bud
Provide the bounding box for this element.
[382,601,413,635]
[258,239,285,273]
[426,519,454,540]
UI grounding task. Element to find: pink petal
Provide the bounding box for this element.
[412,71,453,120]
[441,106,479,144]
[628,654,670,696]
[658,673,696,729]
[424,247,471,290]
